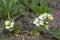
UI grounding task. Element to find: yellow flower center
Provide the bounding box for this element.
[37,20,40,24]
[42,16,46,19]
[46,21,48,24]
[48,16,51,19]
[7,23,11,27]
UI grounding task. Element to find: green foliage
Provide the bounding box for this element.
[0,0,27,18]
[9,22,22,32]
[49,27,60,40]
[0,28,3,38]
[30,0,40,7]
[0,27,9,40]
[0,0,53,18]
[14,22,22,30]
[0,0,18,18]
[40,0,48,10]
[31,26,38,35]
[0,27,3,33]
[29,0,40,14]
[31,0,52,14]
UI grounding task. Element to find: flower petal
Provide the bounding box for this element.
[33,18,39,24]
[11,22,14,26]
[9,25,14,28]
[33,18,44,27]
[40,21,43,25]
[39,13,48,20]
[35,23,40,27]
[5,20,10,25]
[5,26,10,29]
[45,25,49,30]
[47,14,54,20]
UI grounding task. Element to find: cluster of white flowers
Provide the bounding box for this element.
[33,13,54,30]
[33,18,43,27]
[5,20,14,29]
[39,13,53,20]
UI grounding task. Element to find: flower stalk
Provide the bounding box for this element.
[8,12,10,20]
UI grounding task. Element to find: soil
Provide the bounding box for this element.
[0,0,60,40]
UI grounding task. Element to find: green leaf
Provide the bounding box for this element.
[0,28,3,33]
[35,6,43,14]
[14,22,22,30]
[23,0,30,5]
[18,8,28,15]
[31,26,38,35]
[45,8,52,13]
[32,6,45,14]
[11,0,19,3]
[49,27,60,40]
[31,0,40,7]
[53,32,60,40]
[40,0,48,10]
[30,0,52,14]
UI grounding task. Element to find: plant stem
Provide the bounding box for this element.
[13,15,20,20]
[3,0,7,7]
[8,12,10,20]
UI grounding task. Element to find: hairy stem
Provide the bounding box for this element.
[8,12,10,20]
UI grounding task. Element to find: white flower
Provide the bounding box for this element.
[39,13,48,20]
[45,25,49,30]
[47,14,53,20]
[5,20,14,29]
[39,13,54,20]
[33,18,43,27]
